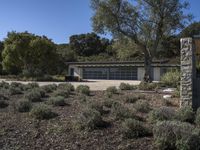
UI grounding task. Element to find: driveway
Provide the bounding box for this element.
[0,79,140,91]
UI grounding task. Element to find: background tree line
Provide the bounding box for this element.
[0,21,200,77]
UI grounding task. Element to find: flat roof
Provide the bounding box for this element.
[66,60,180,68]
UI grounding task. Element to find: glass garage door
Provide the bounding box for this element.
[83,68,108,79]
[109,67,137,80]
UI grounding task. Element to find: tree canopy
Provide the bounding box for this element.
[91,0,191,81]
[2,32,58,76]
[69,32,110,56]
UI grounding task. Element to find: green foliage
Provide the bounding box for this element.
[124,95,139,103]
[24,83,39,90]
[180,21,200,37]
[112,102,136,120]
[134,100,150,113]
[41,84,57,93]
[106,86,118,98]
[48,96,66,106]
[25,89,42,102]
[148,107,176,123]
[76,108,106,130]
[122,118,150,139]
[69,32,110,56]
[53,89,70,98]
[0,100,9,108]
[76,85,90,96]
[17,99,32,112]
[58,83,74,92]
[153,121,200,150]
[119,83,136,90]
[30,104,57,120]
[195,108,200,126]
[2,31,58,75]
[0,81,9,89]
[103,99,115,108]
[161,70,180,88]
[176,106,195,123]
[89,101,107,115]
[138,82,158,91]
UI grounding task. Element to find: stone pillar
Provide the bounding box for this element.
[180,38,194,107]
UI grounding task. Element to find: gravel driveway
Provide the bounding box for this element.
[0,79,140,91]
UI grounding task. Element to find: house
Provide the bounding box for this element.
[66,60,179,81]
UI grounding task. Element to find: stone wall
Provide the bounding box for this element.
[180,38,194,107]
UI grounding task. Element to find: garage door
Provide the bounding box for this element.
[109,67,137,80]
[82,67,138,80]
[83,68,108,79]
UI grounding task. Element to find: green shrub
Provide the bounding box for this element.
[148,107,176,123]
[138,82,158,91]
[103,99,115,108]
[9,86,23,95]
[153,121,199,150]
[76,108,106,130]
[89,101,107,115]
[176,106,195,123]
[41,84,57,93]
[76,85,90,96]
[119,83,136,90]
[53,89,70,98]
[134,100,150,113]
[106,86,118,94]
[49,96,66,106]
[0,100,9,108]
[125,95,139,103]
[30,104,57,120]
[25,89,42,102]
[17,99,32,112]
[122,118,150,139]
[0,81,9,89]
[0,89,9,100]
[112,102,136,120]
[161,70,180,88]
[24,82,39,90]
[58,83,74,91]
[195,108,200,126]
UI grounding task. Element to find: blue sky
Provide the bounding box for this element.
[0,0,200,44]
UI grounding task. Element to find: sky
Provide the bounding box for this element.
[0,0,200,44]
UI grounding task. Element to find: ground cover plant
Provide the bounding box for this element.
[0,82,199,150]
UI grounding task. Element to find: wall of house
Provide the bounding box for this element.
[68,65,81,78]
[137,67,145,80]
[154,67,161,81]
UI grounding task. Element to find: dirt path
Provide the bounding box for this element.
[0,79,140,91]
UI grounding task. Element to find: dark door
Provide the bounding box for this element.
[70,68,74,76]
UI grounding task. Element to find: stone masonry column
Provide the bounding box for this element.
[180,38,194,107]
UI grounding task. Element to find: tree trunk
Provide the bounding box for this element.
[143,48,152,82]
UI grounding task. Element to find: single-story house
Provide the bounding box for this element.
[66,60,179,81]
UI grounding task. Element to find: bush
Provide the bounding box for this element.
[134,100,150,113]
[176,106,195,123]
[0,81,9,89]
[119,83,136,90]
[195,108,200,126]
[89,101,107,115]
[112,102,136,120]
[76,85,90,96]
[41,84,57,93]
[122,118,150,139]
[9,86,23,95]
[106,86,118,94]
[53,89,70,98]
[0,89,9,100]
[0,100,9,108]
[148,107,176,123]
[161,70,180,88]
[25,89,42,102]
[49,96,66,106]
[125,95,139,103]
[30,104,57,120]
[17,99,32,112]
[76,108,106,130]
[24,82,39,90]
[58,83,74,91]
[138,82,158,91]
[153,121,199,150]
[103,99,115,108]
